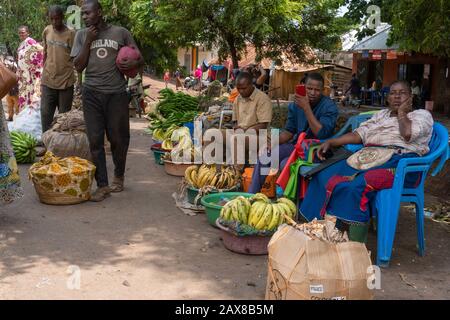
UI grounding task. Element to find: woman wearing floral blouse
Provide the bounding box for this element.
[16,26,44,111]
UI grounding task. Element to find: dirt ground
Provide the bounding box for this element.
[0,76,449,300]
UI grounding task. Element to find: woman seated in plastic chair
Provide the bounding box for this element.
[300,80,434,240]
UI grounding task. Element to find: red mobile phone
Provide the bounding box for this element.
[296,84,306,96]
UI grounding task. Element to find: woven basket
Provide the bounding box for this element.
[33,182,89,205]
[28,152,95,206]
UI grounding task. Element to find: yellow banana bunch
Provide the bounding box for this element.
[219,196,251,224]
[250,193,271,204]
[219,193,296,231]
[161,139,174,150]
[276,197,297,219]
[152,128,165,141]
[184,165,239,190]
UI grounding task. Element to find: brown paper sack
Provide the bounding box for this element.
[265,224,374,300]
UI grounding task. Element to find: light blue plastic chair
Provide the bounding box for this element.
[331,112,377,139]
[332,112,378,152]
[373,123,449,267]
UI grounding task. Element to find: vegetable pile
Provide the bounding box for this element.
[147,89,200,131]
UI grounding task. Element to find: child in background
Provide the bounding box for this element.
[163,70,170,89]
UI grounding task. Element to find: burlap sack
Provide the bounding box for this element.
[43,130,91,161]
[42,109,91,161]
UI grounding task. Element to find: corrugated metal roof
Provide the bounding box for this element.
[350,25,399,51]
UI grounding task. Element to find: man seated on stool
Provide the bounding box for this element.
[249,72,338,193]
[227,72,272,168]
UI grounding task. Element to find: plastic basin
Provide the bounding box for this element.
[200,192,254,227]
[187,185,238,205]
[163,160,195,177]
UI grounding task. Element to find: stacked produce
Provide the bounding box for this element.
[152,125,180,150]
[184,165,240,190]
[161,127,201,162]
[148,111,198,132]
[10,131,38,164]
[157,89,199,117]
[148,89,199,132]
[220,193,297,231]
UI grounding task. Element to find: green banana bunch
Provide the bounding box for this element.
[10,131,38,164]
[219,196,252,224]
[219,193,296,232]
[237,193,299,231]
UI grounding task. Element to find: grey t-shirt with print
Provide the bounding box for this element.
[71,25,135,94]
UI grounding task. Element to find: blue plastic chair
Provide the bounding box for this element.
[373,123,449,267]
[331,112,377,139]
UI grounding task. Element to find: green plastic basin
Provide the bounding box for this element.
[200,192,254,227]
[187,185,238,205]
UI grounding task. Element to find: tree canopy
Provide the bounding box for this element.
[138,0,351,68]
[0,0,78,55]
[344,0,450,57]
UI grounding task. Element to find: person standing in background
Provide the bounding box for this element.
[3,56,20,121]
[71,0,144,201]
[175,69,182,91]
[163,69,170,89]
[410,80,421,109]
[194,65,203,91]
[16,25,44,112]
[41,5,76,133]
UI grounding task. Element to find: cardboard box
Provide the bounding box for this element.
[266,224,374,300]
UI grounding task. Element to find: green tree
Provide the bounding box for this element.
[344,0,450,57]
[100,0,179,74]
[0,0,77,55]
[134,0,350,68]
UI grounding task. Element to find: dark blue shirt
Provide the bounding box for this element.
[285,95,338,140]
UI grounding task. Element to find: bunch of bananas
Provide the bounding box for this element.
[161,139,174,150]
[10,131,37,164]
[185,165,239,190]
[220,193,297,231]
[154,125,179,141]
[161,126,192,152]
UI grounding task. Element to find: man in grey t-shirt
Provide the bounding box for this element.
[71,0,144,201]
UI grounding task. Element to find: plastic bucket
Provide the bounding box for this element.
[151,143,166,165]
[153,150,166,165]
[183,122,195,138]
[337,220,369,243]
[200,192,254,227]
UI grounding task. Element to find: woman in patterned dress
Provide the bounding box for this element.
[0,63,24,204]
[16,26,44,111]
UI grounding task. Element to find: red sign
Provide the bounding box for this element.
[386,50,397,60]
[372,50,382,60]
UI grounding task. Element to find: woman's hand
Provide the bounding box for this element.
[398,96,413,115]
[317,140,334,161]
